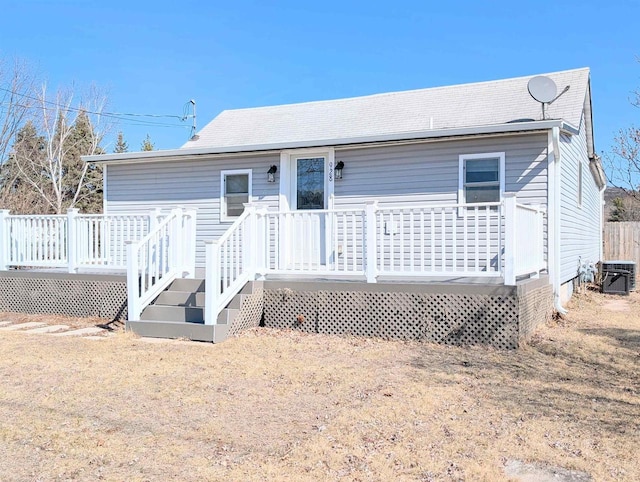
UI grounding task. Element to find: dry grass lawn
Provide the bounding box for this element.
[0,288,638,481]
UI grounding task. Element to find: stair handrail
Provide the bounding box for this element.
[204,206,258,324]
[126,208,190,321]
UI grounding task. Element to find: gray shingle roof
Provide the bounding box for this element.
[183,68,589,150]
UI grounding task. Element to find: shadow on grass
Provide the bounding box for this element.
[577,327,640,348]
[409,327,640,436]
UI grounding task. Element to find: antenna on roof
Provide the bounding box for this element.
[182,99,198,140]
[527,76,570,120]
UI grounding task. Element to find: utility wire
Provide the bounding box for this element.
[0,99,191,130]
[0,85,190,125]
[0,102,191,129]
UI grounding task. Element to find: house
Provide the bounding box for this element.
[0,67,605,348]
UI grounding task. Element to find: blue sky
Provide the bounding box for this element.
[1,0,638,156]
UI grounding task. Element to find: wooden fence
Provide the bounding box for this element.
[603,222,640,272]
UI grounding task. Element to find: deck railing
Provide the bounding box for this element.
[0,209,161,271]
[376,202,503,277]
[1,213,69,268]
[261,208,366,276]
[204,208,255,324]
[504,197,546,284]
[126,208,197,321]
[74,213,153,269]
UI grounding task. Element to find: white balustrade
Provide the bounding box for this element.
[0,209,167,271]
[261,208,366,276]
[3,214,68,268]
[126,208,196,321]
[205,208,255,324]
[376,202,503,277]
[74,214,150,269]
[503,194,546,285]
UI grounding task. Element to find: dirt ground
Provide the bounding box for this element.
[0,288,638,481]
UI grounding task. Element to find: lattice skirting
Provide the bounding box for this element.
[0,273,127,321]
[263,279,552,349]
[228,282,264,336]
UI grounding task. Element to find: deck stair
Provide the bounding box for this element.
[126,278,263,342]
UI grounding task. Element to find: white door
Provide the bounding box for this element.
[290,156,327,267]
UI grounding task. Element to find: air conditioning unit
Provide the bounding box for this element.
[601,261,636,291]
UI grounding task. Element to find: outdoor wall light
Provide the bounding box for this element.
[267,165,278,182]
[335,161,345,180]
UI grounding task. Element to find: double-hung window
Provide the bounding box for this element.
[221,169,252,221]
[459,153,505,204]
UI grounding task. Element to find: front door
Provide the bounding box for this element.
[291,156,327,267]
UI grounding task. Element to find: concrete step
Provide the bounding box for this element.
[127,320,229,343]
[168,278,205,293]
[140,305,204,323]
[227,293,249,309]
[154,290,206,307]
[216,308,239,325]
[240,280,263,295]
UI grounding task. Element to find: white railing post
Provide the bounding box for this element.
[185,209,197,278]
[365,200,378,283]
[126,240,141,321]
[171,208,183,275]
[0,210,10,271]
[67,208,79,273]
[533,204,543,277]
[503,193,517,286]
[149,208,162,230]
[256,206,269,277]
[242,204,257,275]
[204,240,220,325]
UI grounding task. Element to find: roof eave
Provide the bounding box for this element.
[84,119,570,165]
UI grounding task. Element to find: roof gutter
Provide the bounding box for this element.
[83,119,573,165]
[589,154,607,191]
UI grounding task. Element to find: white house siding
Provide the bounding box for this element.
[334,134,548,206]
[559,118,601,284]
[105,154,280,266]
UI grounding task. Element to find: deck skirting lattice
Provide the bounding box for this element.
[228,284,264,336]
[0,273,127,321]
[263,278,552,349]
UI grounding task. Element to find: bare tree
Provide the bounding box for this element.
[0,57,37,192]
[9,84,109,213]
[606,62,640,199]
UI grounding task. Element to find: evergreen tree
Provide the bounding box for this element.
[63,110,104,213]
[609,197,626,222]
[0,121,47,213]
[114,131,128,153]
[141,134,154,151]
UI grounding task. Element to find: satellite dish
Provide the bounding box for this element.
[528,76,558,103]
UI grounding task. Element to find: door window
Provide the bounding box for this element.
[296,157,325,210]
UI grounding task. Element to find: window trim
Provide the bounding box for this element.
[577,161,583,208]
[458,152,506,205]
[220,169,252,222]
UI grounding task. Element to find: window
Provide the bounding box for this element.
[459,153,505,204]
[221,169,252,221]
